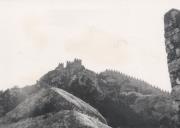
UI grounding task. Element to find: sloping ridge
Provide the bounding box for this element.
[1,110,110,128]
[101,69,169,95]
[0,87,110,128]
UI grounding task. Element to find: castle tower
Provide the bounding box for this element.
[65,58,84,75]
[74,58,82,65]
[164,9,180,102]
[56,63,64,71]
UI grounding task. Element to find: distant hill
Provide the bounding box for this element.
[38,59,177,128]
[40,59,169,96]
[0,59,178,128]
[0,59,179,128]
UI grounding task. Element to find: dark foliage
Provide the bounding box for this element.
[0,85,40,117]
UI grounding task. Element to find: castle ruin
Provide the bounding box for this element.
[66,58,82,69]
[56,63,64,71]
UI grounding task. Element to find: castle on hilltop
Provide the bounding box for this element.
[66,58,82,69]
[56,63,64,71]
[55,58,82,71]
[54,58,169,95]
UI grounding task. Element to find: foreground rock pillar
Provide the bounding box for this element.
[164,9,180,102]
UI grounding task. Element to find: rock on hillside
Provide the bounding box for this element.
[0,110,110,128]
[0,87,108,128]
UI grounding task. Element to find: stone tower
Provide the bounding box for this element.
[164,9,180,102]
[56,63,64,71]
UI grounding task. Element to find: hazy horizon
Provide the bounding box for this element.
[0,0,180,91]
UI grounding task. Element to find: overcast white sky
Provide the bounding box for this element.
[0,0,180,91]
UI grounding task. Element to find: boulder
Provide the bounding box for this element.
[1,87,106,125]
[0,110,111,128]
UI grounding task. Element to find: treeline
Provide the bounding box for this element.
[0,85,40,117]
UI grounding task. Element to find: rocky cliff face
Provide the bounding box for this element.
[164,9,180,101]
[0,87,110,128]
[1,110,110,128]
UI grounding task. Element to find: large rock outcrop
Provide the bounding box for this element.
[0,87,109,128]
[164,9,180,101]
[1,110,110,128]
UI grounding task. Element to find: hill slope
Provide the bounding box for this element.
[0,87,109,128]
[38,59,177,128]
[0,59,179,128]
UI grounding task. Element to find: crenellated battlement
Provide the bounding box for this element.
[65,58,84,74]
[74,58,82,64]
[66,58,82,67]
[55,63,64,71]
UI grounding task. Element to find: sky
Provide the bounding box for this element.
[0,0,180,91]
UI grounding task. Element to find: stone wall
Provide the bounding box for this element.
[164,9,180,101]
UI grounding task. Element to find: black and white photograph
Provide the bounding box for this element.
[0,0,180,128]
